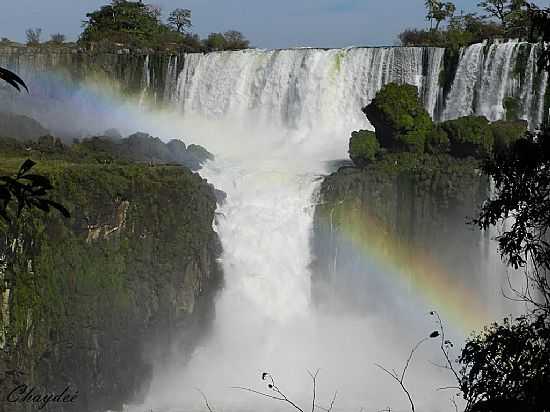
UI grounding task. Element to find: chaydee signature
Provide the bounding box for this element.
[6,384,79,410]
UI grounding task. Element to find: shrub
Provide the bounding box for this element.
[440,116,494,158]
[362,83,433,153]
[491,119,528,154]
[349,130,380,166]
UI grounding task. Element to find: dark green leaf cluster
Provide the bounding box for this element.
[0,159,69,223]
[459,313,550,412]
[348,130,380,166]
[475,127,550,270]
[439,116,494,158]
[350,83,526,167]
[362,83,433,154]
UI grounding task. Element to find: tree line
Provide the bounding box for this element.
[400,0,547,49]
[0,0,250,52]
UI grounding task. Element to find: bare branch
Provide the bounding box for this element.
[195,388,215,412]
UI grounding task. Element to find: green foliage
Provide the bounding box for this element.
[459,314,550,412]
[349,130,380,166]
[440,116,494,158]
[203,31,250,51]
[363,83,433,153]
[474,127,550,269]
[425,126,450,154]
[425,0,456,30]
[78,1,249,52]
[0,159,69,224]
[491,119,527,154]
[0,146,221,410]
[80,1,169,49]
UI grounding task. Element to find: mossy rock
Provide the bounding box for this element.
[362,83,432,154]
[491,119,527,154]
[440,116,494,158]
[349,130,380,166]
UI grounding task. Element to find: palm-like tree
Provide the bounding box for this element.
[0,66,28,92]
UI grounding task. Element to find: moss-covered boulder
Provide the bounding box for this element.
[362,83,433,153]
[491,119,528,154]
[440,116,494,158]
[349,130,380,166]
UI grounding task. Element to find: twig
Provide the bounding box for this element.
[308,369,320,412]
[195,388,215,412]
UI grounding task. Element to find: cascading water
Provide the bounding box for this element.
[1,42,547,411]
[442,40,549,128]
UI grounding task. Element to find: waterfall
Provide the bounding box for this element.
[173,47,443,137]
[0,42,547,412]
[442,40,549,128]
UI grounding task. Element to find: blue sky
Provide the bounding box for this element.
[0,0,547,49]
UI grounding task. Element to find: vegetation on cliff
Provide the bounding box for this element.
[362,83,433,154]
[33,0,249,52]
[349,83,527,167]
[0,131,222,411]
[399,0,546,50]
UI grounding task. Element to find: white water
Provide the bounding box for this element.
[442,40,549,128]
[123,48,478,412]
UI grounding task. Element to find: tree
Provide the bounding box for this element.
[167,8,192,33]
[459,314,550,412]
[425,0,456,30]
[147,4,162,21]
[458,6,550,410]
[80,1,167,48]
[49,33,66,44]
[223,30,250,49]
[435,2,457,30]
[25,28,42,45]
[477,0,509,25]
[203,32,227,51]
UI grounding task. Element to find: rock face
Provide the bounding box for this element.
[0,112,50,140]
[0,159,222,412]
[312,153,489,314]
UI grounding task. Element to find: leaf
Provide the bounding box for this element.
[429,331,440,338]
[45,200,71,218]
[20,174,53,189]
[34,199,50,213]
[0,67,29,93]
[18,159,36,176]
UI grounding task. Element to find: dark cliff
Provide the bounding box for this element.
[0,144,222,411]
[312,153,490,314]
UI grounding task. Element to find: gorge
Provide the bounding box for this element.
[1,40,548,412]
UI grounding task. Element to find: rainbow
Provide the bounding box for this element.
[318,201,494,334]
